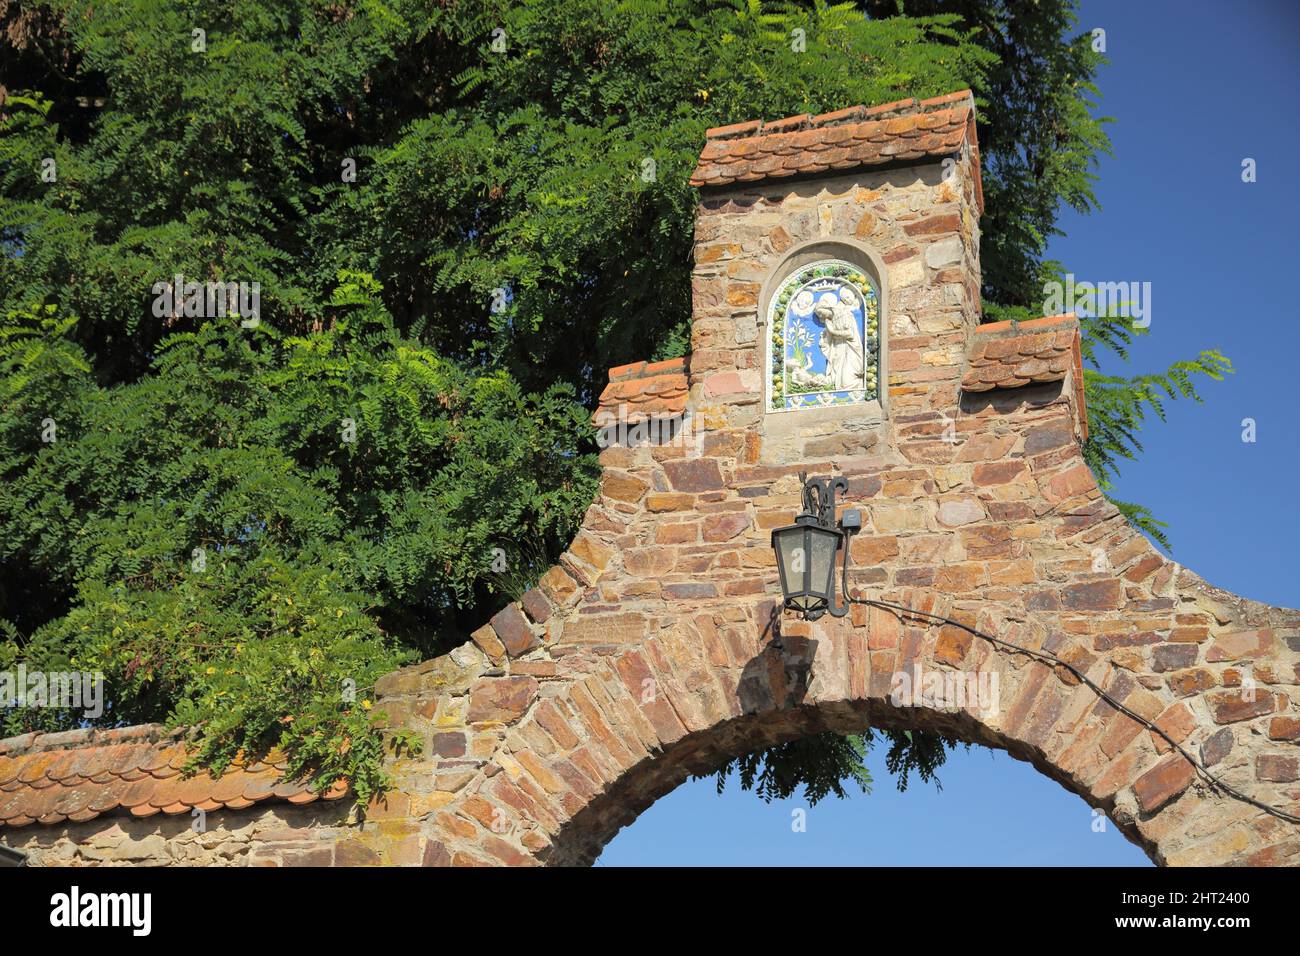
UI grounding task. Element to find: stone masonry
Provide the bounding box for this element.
[4,90,1298,866]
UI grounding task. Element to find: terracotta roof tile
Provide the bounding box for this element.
[44,748,83,783]
[86,777,131,814]
[17,751,58,786]
[120,776,157,810]
[691,89,983,212]
[55,786,95,820]
[241,770,279,802]
[961,313,1088,440]
[0,758,20,787]
[208,769,250,804]
[593,357,689,431]
[24,786,63,823]
[0,725,350,830]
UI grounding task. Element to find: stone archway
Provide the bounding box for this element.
[348,91,1299,868]
[501,599,1179,868]
[362,425,1299,867]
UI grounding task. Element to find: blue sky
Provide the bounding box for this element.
[598,0,1300,866]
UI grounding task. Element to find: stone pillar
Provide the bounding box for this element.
[688,91,988,462]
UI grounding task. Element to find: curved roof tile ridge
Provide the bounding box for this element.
[0,724,348,830]
[691,88,983,213]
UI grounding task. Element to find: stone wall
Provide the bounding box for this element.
[0,723,362,866]
[358,382,1299,865]
[13,802,352,867]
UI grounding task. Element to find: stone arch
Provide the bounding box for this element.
[361,381,1300,866]
[489,598,1177,867]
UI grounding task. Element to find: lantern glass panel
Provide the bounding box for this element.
[808,525,840,602]
[772,525,806,603]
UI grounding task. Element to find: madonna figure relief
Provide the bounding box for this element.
[768,258,880,411]
[813,295,866,390]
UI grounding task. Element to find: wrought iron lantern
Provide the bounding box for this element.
[770,473,860,620]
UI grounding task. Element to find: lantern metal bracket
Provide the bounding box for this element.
[798,472,848,531]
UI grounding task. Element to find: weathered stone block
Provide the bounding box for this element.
[490,604,537,657]
[1132,755,1196,813]
[1268,716,1300,741]
[468,677,538,724]
[1208,689,1276,724]
[663,458,725,492]
[1152,644,1198,673]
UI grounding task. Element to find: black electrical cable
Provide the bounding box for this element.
[834,548,1300,827]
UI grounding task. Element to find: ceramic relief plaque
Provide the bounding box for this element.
[768,259,880,411]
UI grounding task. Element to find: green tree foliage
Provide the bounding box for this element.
[0,274,596,801]
[709,727,959,804]
[0,0,1225,806]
